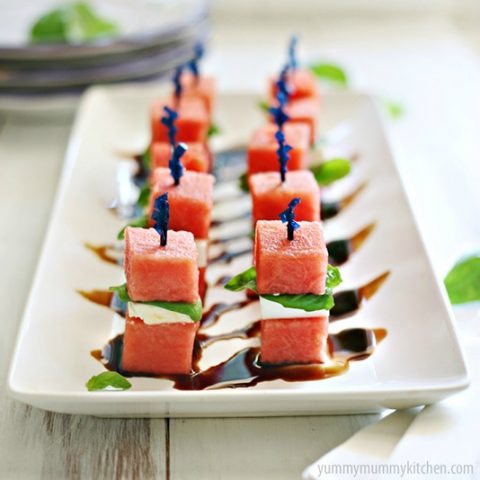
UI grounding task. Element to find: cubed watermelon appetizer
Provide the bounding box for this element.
[254,220,328,295]
[151,142,209,174]
[249,170,320,224]
[122,314,198,375]
[260,316,328,364]
[269,68,319,101]
[151,97,209,143]
[148,168,214,239]
[125,227,199,303]
[181,72,216,115]
[247,123,310,176]
[283,97,320,145]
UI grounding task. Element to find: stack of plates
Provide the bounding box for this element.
[0,0,209,97]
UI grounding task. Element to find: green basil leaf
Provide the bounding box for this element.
[261,292,335,311]
[139,148,151,171]
[142,299,203,322]
[137,184,151,208]
[109,283,130,303]
[309,63,349,88]
[208,123,221,138]
[109,284,202,321]
[238,172,249,192]
[445,255,480,304]
[86,371,131,391]
[326,264,342,289]
[310,158,351,186]
[225,266,257,292]
[117,214,148,240]
[383,98,404,120]
[258,99,270,113]
[31,2,118,44]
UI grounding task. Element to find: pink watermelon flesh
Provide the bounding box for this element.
[284,97,320,145]
[122,315,198,375]
[247,123,310,175]
[148,168,214,239]
[255,220,328,295]
[125,227,199,303]
[249,170,320,224]
[181,72,216,115]
[269,68,319,101]
[151,97,209,143]
[151,142,209,173]
[260,316,328,364]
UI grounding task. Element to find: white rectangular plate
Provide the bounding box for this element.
[8,85,468,417]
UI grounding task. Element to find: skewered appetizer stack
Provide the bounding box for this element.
[117,195,202,375]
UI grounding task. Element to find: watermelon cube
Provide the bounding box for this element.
[247,123,310,176]
[269,68,319,101]
[149,168,214,239]
[254,220,328,295]
[284,97,320,145]
[249,170,320,224]
[125,227,199,303]
[151,97,209,143]
[181,72,216,115]
[151,142,209,173]
[260,316,328,365]
[122,314,198,374]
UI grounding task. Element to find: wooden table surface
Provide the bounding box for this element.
[2,14,480,479]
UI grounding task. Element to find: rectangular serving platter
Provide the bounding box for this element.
[8,85,468,417]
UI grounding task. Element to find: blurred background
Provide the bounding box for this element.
[0,0,479,272]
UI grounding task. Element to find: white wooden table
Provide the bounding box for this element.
[1,15,479,479]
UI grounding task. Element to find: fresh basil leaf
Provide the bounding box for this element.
[310,158,351,186]
[238,172,249,192]
[383,98,404,120]
[86,371,131,391]
[142,299,203,322]
[261,292,335,311]
[225,266,257,292]
[30,2,118,44]
[117,214,148,240]
[309,63,349,88]
[445,255,480,304]
[109,284,202,321]
[326,264,342,289]
[109,284,130,303]
[137,184,151,208]
[258,99,270,113]
[208,123,221,138]
[139,148,151,171]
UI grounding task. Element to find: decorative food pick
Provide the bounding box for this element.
[173,66,183,102]
[275,130,292,183]
[279,197,301,240]
[169,143,188,186]
[188,42,205,79]
[288,35,298,70]
[152,193,170,246]
[276,65,290,101]
[269,99,289,131]
[160,106,178,148]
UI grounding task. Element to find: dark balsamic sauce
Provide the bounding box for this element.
[331,271,390,320]
[84,243,122,266]
[91,327,387,390]
[201,299,256,328]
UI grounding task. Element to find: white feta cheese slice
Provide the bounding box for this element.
[259,295,329,320]
[195,239,208,268]
[127,302,193,324]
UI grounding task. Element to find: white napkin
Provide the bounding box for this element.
[303,305,480,480]
[302,408,422,480]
